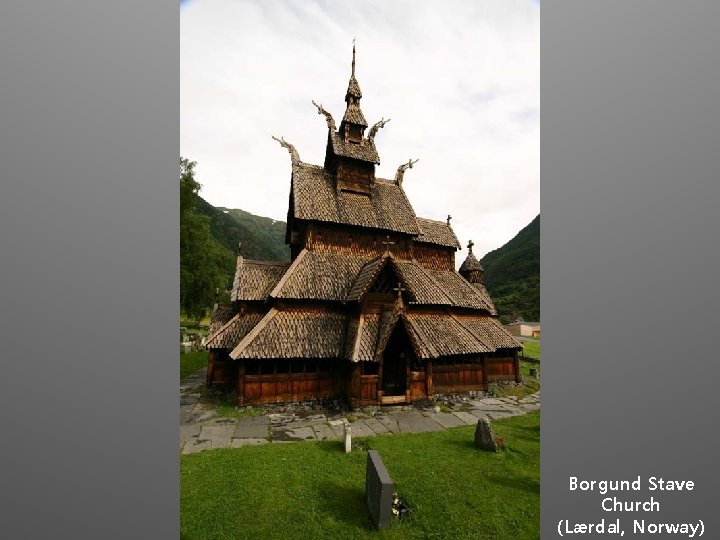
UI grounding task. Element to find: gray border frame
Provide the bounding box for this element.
[1,1,179,538]
[3,1,720,538]
[542,1,720,536]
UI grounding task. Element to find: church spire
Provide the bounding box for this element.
[321,40,381,187]
[459,239,485,284]
[351,39,356,77]
[342,42,367,135]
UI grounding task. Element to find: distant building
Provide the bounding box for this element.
[505,320,541,339]
[205,46,522,407]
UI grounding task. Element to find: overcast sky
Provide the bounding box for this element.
[181,0,539,261]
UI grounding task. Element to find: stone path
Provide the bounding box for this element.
[180,370,540,454]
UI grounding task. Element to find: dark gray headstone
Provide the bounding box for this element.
[365,450,394,530]
[529,368,538,379]
[474,417,498,452]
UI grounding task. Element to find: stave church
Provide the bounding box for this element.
[205,46,522,407]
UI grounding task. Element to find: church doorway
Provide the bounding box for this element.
[381,323,413,399]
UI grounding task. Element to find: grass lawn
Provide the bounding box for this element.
[520,339,540,360]
[180,411,540,540]
[181,350,209,381]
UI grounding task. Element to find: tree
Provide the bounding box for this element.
[180,157,234,323]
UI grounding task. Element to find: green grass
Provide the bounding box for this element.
[180,350,209,381]
[520,339,540,360]
[180,411,539,540]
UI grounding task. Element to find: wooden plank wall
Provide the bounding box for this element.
[412,243,455,271]
[243,373,336,405]
[433,363,484,393]
[409,371,427,401]
[486,357,516,382]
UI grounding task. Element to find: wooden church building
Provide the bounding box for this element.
[205,47,522,407]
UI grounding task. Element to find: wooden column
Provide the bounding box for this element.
[236,360,245,406]
[350,362,361,408]
[315,359,321,400]
[425,360,433,398]
[405,355,411,403]
[377,361,384,403]
[514,351,521,383]
[481,355,488,391]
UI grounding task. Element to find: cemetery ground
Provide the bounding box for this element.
[180,410,539,540]
[180,350,211,381]
[180,350,540,539]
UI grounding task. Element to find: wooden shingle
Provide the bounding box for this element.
[416,217,462,249]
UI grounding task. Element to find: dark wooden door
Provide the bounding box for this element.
[381,325,410,396]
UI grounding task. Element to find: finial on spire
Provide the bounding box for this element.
[467,239,474,254]
[352,39,356,77]
[447,215,452,226]
[238,241,242,256]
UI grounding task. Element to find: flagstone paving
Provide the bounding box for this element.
[180,369,540,454]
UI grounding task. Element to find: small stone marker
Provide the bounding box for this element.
[529,368,538,379]
[474,417,498,452]
[366,450,394,530]
[344,424,352,453]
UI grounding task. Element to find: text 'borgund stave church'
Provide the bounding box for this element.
[205,46,522,407]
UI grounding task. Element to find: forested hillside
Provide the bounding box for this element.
[196,198,290,262]
[480,215,540,323]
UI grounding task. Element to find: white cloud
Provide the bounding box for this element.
[181,0,539,260]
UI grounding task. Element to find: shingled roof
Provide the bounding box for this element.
[291,162,419,234]
[459,250,483,273]
[403,312,520,359]
[270,249,369,301]
[329,131,379,163]
[416,218,462,249]
[342,103,368,127]
[207,305,235,337]
[205,311,266,349]
[230,308,347,360]
[258,250,497,314]
[344,313,381,362]
[346,74,362,99]
[230,258,290,301]
[346,256,386,302]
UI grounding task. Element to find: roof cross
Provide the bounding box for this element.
[447,214,452,225]
[381,235,394,253]
[392,281,406,299]
[467,239,474,253]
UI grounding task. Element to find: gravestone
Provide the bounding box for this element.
[529,367,538,379]
[344,424,352,453]
[365,450,394,530]
[474,417,498,452]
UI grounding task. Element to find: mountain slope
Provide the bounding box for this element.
[196,197,290,262]
[480,215,540,323]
